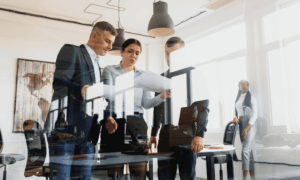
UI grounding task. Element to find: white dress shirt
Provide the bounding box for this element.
[84,44,101,83]
[235,93,258,125]
[83,44,103,119]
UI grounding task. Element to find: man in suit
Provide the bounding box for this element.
[50,21,118,180]
[148,37,209,180]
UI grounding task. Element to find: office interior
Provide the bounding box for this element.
[1,0,300,179]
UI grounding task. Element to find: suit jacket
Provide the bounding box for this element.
[151,68,209,138]
[52,44,108,145]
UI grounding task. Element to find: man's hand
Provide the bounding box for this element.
[191,136,204,154]
[160,90,171,100]
[81,85,91,100]
[148,136,157,153]
[233,117,239,125]
[106,116,118,134]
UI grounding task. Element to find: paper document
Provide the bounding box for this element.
[134,71,171,92]
[86,83,103,100]
[86,83,116,100]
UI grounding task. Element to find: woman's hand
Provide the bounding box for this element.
[233,117,239,125]
[242,129,248,141]
[242,124,252,141]
[160,90,171,100]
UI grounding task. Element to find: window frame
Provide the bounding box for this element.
[263,0,300,133]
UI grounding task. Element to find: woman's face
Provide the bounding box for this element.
[121,44,141,66]
[239,81,249,93]
[61,113,65,119]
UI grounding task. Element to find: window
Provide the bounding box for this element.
[264,2,300,132]
[185,23,247,129]
[48,99,59,131]
[267,40,300,130]
[185,23,247,66]
[263,2,300,44]
[195,57,247,129]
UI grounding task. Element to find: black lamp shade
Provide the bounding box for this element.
[109,28,125,56]
[148,1,175,37]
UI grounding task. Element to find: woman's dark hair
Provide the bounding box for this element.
[57,112,65,121]
[55,112,66,129]
[121,38,142,53]
[235,80,252,117]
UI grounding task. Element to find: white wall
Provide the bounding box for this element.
[0,9,164,179]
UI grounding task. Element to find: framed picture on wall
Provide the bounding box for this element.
[13,59,55,132]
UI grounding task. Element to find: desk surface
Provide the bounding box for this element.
[47,145,235,166]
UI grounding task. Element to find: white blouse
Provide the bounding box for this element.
[235,93,258,125]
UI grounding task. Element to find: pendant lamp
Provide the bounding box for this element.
[148,1,175,37]
[109,28,125,56]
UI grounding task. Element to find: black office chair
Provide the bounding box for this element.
[0,128,25,180]
[201,122,238,180]
[23,120,51,179]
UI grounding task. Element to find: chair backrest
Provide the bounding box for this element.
[223,122,238,146]
[0,128,3,154]
[23,120,47,177]
[255,117,269,141]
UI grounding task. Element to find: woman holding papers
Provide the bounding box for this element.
[233,80,258,180]
[102,38,170,180]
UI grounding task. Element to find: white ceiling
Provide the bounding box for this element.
[0,0,210,36]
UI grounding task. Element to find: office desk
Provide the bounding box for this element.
[48,145,235,180]
[197,145,235,180]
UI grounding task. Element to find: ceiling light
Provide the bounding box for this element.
[148,1,175,37]
[109,0,126,56]
[109,28,125,56]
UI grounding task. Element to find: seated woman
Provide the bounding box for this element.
[54,112,68,129]
[103,38,170,180]
[233,80,258,180]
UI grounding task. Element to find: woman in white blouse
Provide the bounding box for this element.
[233,80,258,180]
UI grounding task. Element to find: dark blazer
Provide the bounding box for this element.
[151,68,209,138]
[52,44,108,144]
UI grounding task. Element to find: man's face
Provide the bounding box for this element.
[165,43,182,67]
[93,30,116,56]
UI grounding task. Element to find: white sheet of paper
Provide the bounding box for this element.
[134,71,171,92]
[86,83,103,100]
[86,83,117,100]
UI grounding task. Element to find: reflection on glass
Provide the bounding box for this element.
[264,2,300,44]
[115,94,123,118]
[185,23,246,65]
[169,48,189,73]
[124,89,134,117]
[268,40,300,130]
[195,57,246,129]
[171,74,187,126]
[86,102,92,117]
[115,71,134,92]
[217,57,247,125]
